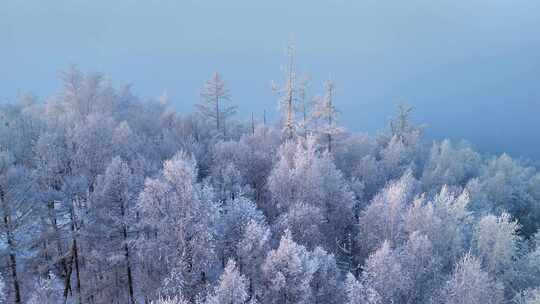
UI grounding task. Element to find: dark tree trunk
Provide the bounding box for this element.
[73,238,83,304]
[6,230,22,304]
[123,225,135,304]
[0,187,22,303]
[120,199,135,304]
[70,206,83,304]
[48,201,73,301]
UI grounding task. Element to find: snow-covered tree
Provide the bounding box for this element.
[1,65,539,304]
[89,156,139,303]
[261,230,316,304]
[69,113,116,186]
[295,75,313,139]
[218,197,266,268]
[437,253,503,304]
[361,241,410,304]
[59,65,118,119]
[27,273,63,304]
[311,80,343,152]
[379,104,423,180]
[206,259,248,304]
[359,169,418,255]
[274,202,324,249]
[467,154,539,236]
[309,247,343,304]
[398,231,442,303]
[0,152,35,304]
[272,40,298,139]
[268,137,355,251]
[237,220,271,298]
[137,151,219,300]
[518,233,540,293]
[344,273,380,304]
[196,72,236,136]
[421,139,481,192]
[404,186,473,269]
[209,160,244,202]
[389,104,419,146]
[267,140,300,215]
[236,126,280,204]
[472,212,521,295]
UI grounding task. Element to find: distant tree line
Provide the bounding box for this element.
[0,45,540,304]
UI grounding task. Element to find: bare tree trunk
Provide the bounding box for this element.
[73,238,83,304]
[0,187,22,303]
[327,89,333,153]
[286,92,294,139]
[283,41,295,140]
[119,197,135,304]
[64,254,74,303]
[70,205,83,304]
[328,134,332,153]
[8,247,21,303]
[6,223,21,303]
[251,112,255,135]
[48,201,73,300]
[122,225,135,304]
[215,95,220,132]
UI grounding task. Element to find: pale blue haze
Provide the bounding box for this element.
[1,0,539,159]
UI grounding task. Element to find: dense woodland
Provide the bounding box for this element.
[1,48,540,304]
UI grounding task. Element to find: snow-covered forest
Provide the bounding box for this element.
[1,49,540,304]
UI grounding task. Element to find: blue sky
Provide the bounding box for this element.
[1,0,540,159]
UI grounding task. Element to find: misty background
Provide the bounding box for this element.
[1,0,539,160]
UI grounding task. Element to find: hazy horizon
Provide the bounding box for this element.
[2,0,539,159]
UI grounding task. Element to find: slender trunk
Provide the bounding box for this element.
[64,254,74,303]
[287,92,293,139]
[215,95,220,132]
[303,102,306,123]
[48,201,73,300]
[120,199,135,304]
[303,103,308,139]
[251,112,255,135]
[326,81,334,153]
[328,100,333,153]
[286,42,295,140]
[123,226,135,304]
[328,134,332,153]
[73,238,82,304]
[7,244,21,303]
[0,187,22,303]
[42,240,50,270]
[70,205,83,304]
